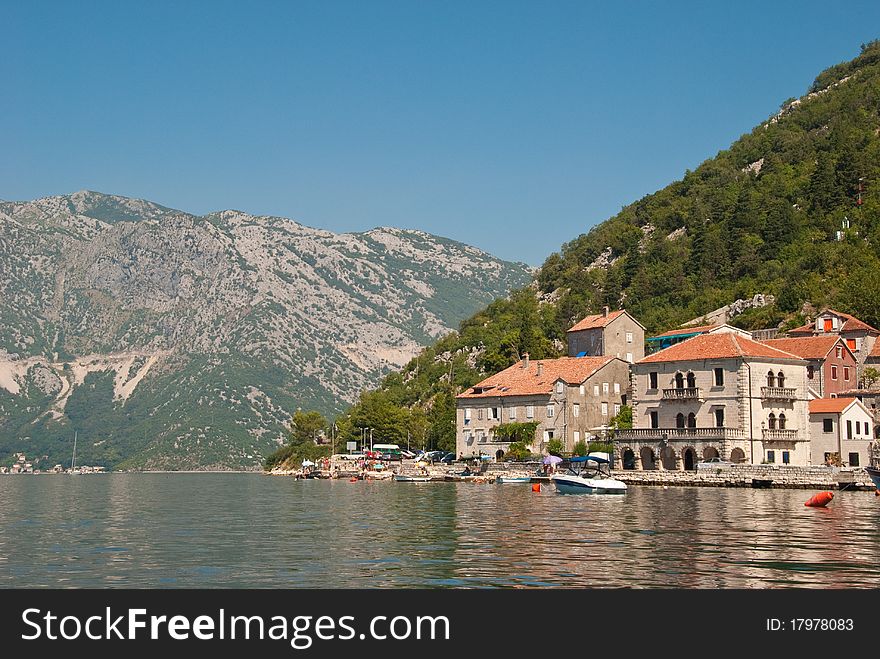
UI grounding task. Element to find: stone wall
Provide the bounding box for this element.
[612,464,876,489]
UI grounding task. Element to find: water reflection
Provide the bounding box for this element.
[0,475,879,588]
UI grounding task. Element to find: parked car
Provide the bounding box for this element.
[439,452,456,464]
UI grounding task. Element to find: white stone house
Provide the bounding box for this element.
[615,332,811,469]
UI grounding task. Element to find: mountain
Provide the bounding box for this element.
[334,42,880,451]
[0,191,532,469]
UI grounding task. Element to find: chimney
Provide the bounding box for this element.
[537,361,543,376]
[522,353,530,369]
[603,306,610,318]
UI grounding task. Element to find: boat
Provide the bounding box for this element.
[393,474,432,482]
[70,431,80,475]
[866,465,880,490]
[551,455,627,495]
[751,478,773,488]
[495,476,532,484]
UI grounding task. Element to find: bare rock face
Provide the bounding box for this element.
[0,191,532,469]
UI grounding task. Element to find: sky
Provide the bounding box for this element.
[2,1,880,266]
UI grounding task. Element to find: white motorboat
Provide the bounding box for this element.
[496,476,531,484]
[393,474,432,482]
[551,455,627,495]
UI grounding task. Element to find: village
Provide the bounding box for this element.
[274,306,880,491]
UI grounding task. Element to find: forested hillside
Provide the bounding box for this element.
[306,42,880,459]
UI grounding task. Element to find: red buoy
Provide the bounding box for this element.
[804,491,833,507]
[349,477,358,482]
[531,483,541,493]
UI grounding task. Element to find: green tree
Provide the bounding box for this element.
[290,410,327,444]
[546,438,564,457]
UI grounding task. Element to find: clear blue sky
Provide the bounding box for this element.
[2,1,879,265]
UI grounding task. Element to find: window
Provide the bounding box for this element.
[778,413,786,430]
[490,407,500,420]
[714,368,724,386]
[546,405,554,418]
[807,365,814,380]
[478,409,483,420]
[777,371,785,388]
[509,407,517,421]
[556,381,564,394]
[649,372,658,389]
[614,403,621,416]
[573,404,580,418]
[866,422,871,436]
[846,338,856,351]
[601,402,608,416]
[464,409,471,425]
[686,372,696,389]
[844,366,850,381]
[464,431,472,445]
[626,332,633,344]
[767,371,776,387]
[849,452,860,467]
[782,451,790,465]
[593,385,600,396]
[836,346,843,358]
[687,412,696,428]
[768,413,776,430]
[626,352,633,363]
[675,372,684,389]
[477,431,485,444]
[579,385,585,396]
[823,418,833,433]
[847,419,853,439]
[831,365,838,380]
[715,408,724,427]
[767,450,775,464]
[824,318,833,332]
[603,382,609,394]
[573,431,580,444]
[676,413,685,428]
[614,382,620,394]
[650,411,659,429]
[526,405,534,419]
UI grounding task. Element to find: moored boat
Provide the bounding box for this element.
[393,474,432,482]
[551,455,627,495]
[496,476,531,484]
[866,465,880,490]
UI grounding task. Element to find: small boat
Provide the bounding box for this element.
[393,474,432,482]
[551,455,627,495]
[496,476,532,484]
[866,465,880,490]
[751,478,773,488]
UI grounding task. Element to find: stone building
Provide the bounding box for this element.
[645,324,751,354]
[787,309,878,363]
[762,336,858,397]
[566,308,645,363]
[615,332,811,469]
[455,355,630,459]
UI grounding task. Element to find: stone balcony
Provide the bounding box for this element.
[616,427,747,441]
[662,387,702,401]
[762,428,802,442]
[760,386,798,401]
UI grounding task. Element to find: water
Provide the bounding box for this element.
[1,474,879,588]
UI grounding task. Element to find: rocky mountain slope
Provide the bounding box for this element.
[0,191,532,469]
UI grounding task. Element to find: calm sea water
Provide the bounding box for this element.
[1,474,879,588]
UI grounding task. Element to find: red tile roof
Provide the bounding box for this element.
[809,397,858,414]
[786,323,815,336]
[456,356,617,399]
[763,336,847,360]
[825,309,879,334]
[870,340,880,358]
[637,332,803,364]
[650,324,719,339]
[567,310,627,332]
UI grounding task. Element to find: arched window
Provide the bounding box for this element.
[687,412,696,428]
[675,372,684,389]
[777,371,785,388]
[767,371,776,387]
[676,413,685,428]
[686,372,696,389]
[768,413,776,430]
[778,413,786,430]
[807,365,815,380]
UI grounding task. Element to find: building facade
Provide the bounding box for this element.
[455,355,630,459]
[566,308,645,363]
[787,309,878,363]
[809,398,875,468]
[615,333,811,469]
[763,336,858,397]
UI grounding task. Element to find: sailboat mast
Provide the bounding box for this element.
[72,431,77,471]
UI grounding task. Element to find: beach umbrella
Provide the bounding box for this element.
[301,460,316,467]
[543,455,563,465]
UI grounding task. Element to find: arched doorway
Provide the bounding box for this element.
[730,448,746,464]
[622,448,636,470]
[640,447,656,470]
[703,446,720,461]
[660,446,677,470]
[683,447,696,471]
[495,449,504,460]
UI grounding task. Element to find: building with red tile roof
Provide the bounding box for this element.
[784,309,879,360]
[566,307,646,363]
[455,354,630,459]
[763,336,857,397]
